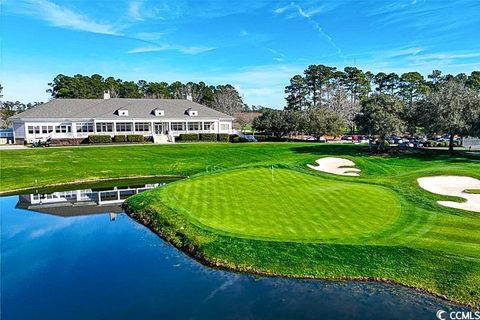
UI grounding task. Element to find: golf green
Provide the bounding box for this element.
[161,168,401,240]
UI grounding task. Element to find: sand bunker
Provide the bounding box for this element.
[417,176,480,213]
[307,157,361,176]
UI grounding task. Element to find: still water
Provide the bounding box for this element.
[0,182,473,320]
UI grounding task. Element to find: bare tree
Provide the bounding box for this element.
[212,85,244,115]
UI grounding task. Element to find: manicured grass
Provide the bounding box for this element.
[465,189,480,194]
[162,168,401,240]
[0,143,324,192]
[2,143,480,307]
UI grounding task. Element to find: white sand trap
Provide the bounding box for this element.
[417,176,480,213]
[307,157,361,176]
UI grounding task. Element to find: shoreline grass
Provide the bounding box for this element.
[123,186,479,309]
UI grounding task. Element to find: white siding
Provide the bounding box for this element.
[13,122,25,139]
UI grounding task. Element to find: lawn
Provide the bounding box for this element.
[161,168,401,240]
[0,143,324,193]
[1,142,480,308]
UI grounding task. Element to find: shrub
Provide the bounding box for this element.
[88,135,112,144]
[114,135,127,143]
[51,138,87,145]
[256,135,287,142]
[127,134,144,143]
[178,133,199,142]
[217,133,229,142]
[232,136,249,143]
[199,133,217,142]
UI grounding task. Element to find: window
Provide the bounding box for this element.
[203,122,214,131]
[188,122,201,131]
[55,125,72,133]
[170,122,186,131]
[27,126,41,134]
[154,109,164,117]
[116,122,133,132]
[187,109,198,116]
[41,126,53,134]
[76,122,94,133]
[135,122,151,132]
[96,122,113,132]
[117,109,129,117]
[220,123,230,131]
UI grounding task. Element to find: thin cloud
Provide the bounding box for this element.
[179,46,215,54]
[266,47,286,62]
[274,2,343,58]
[128,0,144,21]
[274,4,291,14]
[134,32,166,41]
[381,46,425,58]
[294,4,344,57]
[127,44,215,55]
[17,0,119,35]
[127,0,169,22]
[365,0,480,35]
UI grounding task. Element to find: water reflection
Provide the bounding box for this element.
[15,183,164,217]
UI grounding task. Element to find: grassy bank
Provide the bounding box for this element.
[2,143,480,307]
[121,144,479,308]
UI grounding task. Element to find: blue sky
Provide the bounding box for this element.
[1,0,479,107]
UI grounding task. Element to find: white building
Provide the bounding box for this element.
[10,95,234,144]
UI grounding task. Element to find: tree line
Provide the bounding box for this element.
[253,65,480,151]
[47,74,247,115]
[0,85,43,128]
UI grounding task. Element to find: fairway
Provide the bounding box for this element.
[162,168,401,240]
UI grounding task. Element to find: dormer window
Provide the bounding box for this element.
[186,108,198,117]
[117,109,129,117]
[153,109,164,117]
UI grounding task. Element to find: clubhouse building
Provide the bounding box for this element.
[10,94,234,144]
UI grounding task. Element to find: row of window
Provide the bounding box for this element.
[170,122,214,131]
[28,125,71,134]
[27,121,223,135]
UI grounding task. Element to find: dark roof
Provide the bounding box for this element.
[10,98,233,121]
[16,201,123,217]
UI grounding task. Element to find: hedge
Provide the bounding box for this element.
[231,136,249,143]
[217,133,229,142]
[114,135,127,143]
[199,133,217,142]
[178,133,199,142]
[127,134,144,143]
[88,135,112,144]
[51,138,87,145]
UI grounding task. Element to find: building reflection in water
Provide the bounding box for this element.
[15,183,164,218]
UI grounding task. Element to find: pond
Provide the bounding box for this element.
[0,180,473,320]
